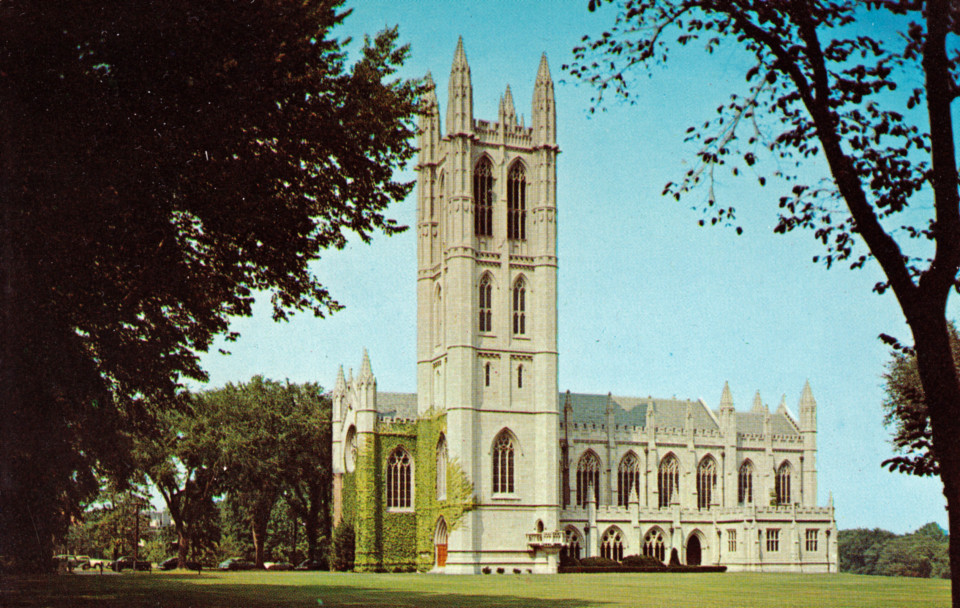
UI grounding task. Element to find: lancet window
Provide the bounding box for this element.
[697,457,717,510]
[562,527,582,560]
[617,453,640,507]
[738,460,754,505]
[507,162,526,240]
[512,278,526,335]
[436,435,448,500]
[386,447,413,509]
[658,454,680,508]
[492,431,515,494]
[643,528,666,563]
[775,462,792,505]
[600,527,624,562]
[576,451,601,507]
[478,276,493,332]
[474,157,493,237]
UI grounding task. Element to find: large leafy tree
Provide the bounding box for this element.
[200,377,330,568]
[568,1,960,600]
[0,0,419,570]
[135,397,225,568]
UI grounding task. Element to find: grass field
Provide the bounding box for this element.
[0,570,950,608]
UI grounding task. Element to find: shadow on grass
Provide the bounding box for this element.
[0,573,601,608]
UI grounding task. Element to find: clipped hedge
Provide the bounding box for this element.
[621,554,666,568]
[578,556,619,567]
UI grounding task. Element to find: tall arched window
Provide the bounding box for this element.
[738,460,754,505]
[478,275,492,332]
[492,430,515,494]
[643,528,666,563]
[484,362,491,387]
[386,447,413,509]
[697,457,717,510]
[344,426,357,473]
[658,454,680,508]
[576,451,601,507]
[617,452,640,507]
[436,435,448,501]
[507,162,526,240]
[517,364,523,388]
[562,527,582,560]
[433,172,444,219]
[474,157,493,237]
[512,278,526,335]
[776,461,792,505]
[600,527,624,562]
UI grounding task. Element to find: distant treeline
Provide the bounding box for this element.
[839,523,949,578]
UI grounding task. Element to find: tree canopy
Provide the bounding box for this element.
[0,0,419,570]
[568,1,960,601]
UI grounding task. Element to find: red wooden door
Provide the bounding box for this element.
[437,544,447,567]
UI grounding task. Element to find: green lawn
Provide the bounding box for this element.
[0,571,950,608]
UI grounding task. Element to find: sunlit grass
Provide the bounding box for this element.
[0,570,949,608]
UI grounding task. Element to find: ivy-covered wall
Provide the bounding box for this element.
[343,411,475,572]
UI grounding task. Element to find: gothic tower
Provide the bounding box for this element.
[415,39,560,572]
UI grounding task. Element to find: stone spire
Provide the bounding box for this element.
[799,379,817,432]
[418,72,441,168]
[334,364,346,394]
[751,390,766,413]
[799,380,817,409]
[499,84,517,127]
[446,37,473,136]
[776,394,789,415]
[719,381,734,412]
[359,348,374,384]
[532,53,556,147]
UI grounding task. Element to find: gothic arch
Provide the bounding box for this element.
[434,516,448,568]
[433,170,445,219]
[776,460,794,505]
[658,452,680,508]
[506,159,527,240]
[386,446,414,510]
[473,155,494,237]
[436,434,448,500]
[491,428,518,495]
[562,526,583,560]
[685,529,707,566]
[600,526,625,562]
[643,526,667,563]
[617,451,641,506]
[576,449,602,507]
[697,455,718,510]
[512,275,528,336]
[478,273,494,333]
[344,425,357,473]
[738,458,755,505]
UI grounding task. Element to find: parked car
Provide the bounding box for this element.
[294,559,326,571]
[217,557,256,571]
[264,561,294,571]
[159,556,201,571]
[73,555,92,569]
[111,556,151,571]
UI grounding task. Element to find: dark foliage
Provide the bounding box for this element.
[0,0,419,571]
[329,521,355,572]
[622,554,666,568]
[839,524,949,578]
[579,556,620,567]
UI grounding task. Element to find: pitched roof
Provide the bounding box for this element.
[377,392,417,420]
[563,393,719,432]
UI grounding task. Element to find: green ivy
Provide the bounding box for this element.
[340,410,475,572]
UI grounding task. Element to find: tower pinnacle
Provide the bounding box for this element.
[446,37,473,135]
[532,53,556,147]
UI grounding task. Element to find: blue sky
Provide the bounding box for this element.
[196,1,952,533]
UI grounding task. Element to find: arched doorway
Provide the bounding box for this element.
[435,517,448,568]
[687,535,702,566]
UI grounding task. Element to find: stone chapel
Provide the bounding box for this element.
[330,39,838,574]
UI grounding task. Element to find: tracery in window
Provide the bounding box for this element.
[474,157,493,237]
[386,447,413,509]
[600,527,624,562]
[507,161,526,240]
[805,529,819,552]
[436,435,448,501]
[766,529,780,552]
[697,456,717,510]
[643,528,666,563]
[658,454,680,508]
[576,450,601,507]
[617,452,640,507]
[512,278,526,335]
[478,275,493,332]
[738,460,754,505]
[492,430,515,494]
[562,527,582,561]
[775,461,792,505]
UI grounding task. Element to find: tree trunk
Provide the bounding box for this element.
[176,520,190,568]
[910,310,960,606]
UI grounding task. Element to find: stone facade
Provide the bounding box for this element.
[331,39,838,574]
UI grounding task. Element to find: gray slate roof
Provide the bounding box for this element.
[377,392,417,420]
[563,393,719,431]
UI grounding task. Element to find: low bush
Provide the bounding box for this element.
[328,522,355,572]
[559,553,580,568]
[622,554,665,568]
[579,556,619,567]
